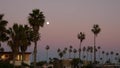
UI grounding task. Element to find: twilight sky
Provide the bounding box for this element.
[0,0,120,61]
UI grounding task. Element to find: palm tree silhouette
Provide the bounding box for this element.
[97,46,101,63]
[28,9,45,68]
[106,52,109,63]
[110,51,114,63]
[77,32,85,61]
[82,46,86,61]
[19,25,33,67]
[90,46,93,63]
[91,24,101,64]
[69,45,73,59]
[63,47,67,58]
[7,24,22,68]
[86,46,90,61]
[115,53,119,63]
[46,45,50,63]
[59,52,63,59]
[57,48,61,59]
[0,14,9,49]
[102,51,105,64]
[73,48,77,58]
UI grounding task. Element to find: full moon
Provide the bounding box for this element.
[46,21,50,25]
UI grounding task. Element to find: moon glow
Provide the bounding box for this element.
[47,21,50,25]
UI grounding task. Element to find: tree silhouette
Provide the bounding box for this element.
[69,45,73,59]
[0,14,9,50]
[102,51,105,64]
[19,25,33,68]
[45,45,50,63]
[82,46,86,61]
[63,47,67,58]
[91,24,101,64]
[7,24,22,68]
[97,46,101,63]
[77,32,85,61]
[89,46,93,62]
[57,48,61,59]
[28,9,45,68]
[73,48,77,58]
[110,51,114,63]
[106,52,109,63]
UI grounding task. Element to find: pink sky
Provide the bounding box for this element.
[0,0,120,61]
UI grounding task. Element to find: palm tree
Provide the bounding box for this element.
[0,14,9,49]
[19,25,33,67]
[106,52,109,63]
[59,52,63,59]
[69,45,73,59]
[45,45,50,63]
[82,46,86,61]
[110,51,114,63]
[7,24,22,68]
[91,24,101,63]
[97,46,101,63]
[77,32,85,60]
[115,53,119,63]
[86,46,89,61]
[63,47,67,58]
[63,47,67,57]
[73,48,77,58]
[7,24,32,68]
[90,46,93,63]
[57,48,61,59]
[28,9,45,68]
[102,51,105,64]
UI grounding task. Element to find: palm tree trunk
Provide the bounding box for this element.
[79,41,82,68]
[21,52,25,68]
[34,41,37,68]
[46,50,48,63]
[102,54,104,64]
[93,35,96,68]
[13,54,16,68]
[94,35,96,63]
[91,53,92,63]
[79,40,82,60]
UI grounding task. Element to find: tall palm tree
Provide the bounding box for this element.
[45,45,50,63]
[91,24,101,64]
[7,24,22,68]
[77,32,85,60]
[19,25,33,67]
[86,46,90,61]
[0,14,9,49]
[28,9,45,68]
